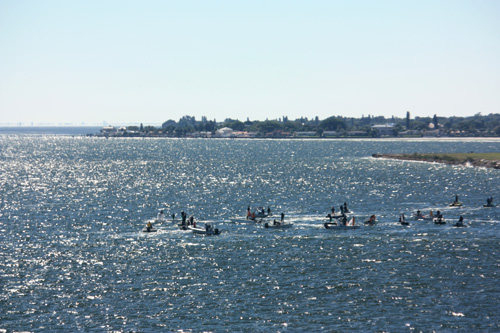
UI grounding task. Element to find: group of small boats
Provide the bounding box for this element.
[395,195,496,228]
[142,210,221,235]
[141,196,494,234]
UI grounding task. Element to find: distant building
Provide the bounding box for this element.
[232,131,258,138]
[372,124,394,136]
[347,131,368,137]
[191,131,212,138]
[295,131,317,137]
[423,129,442,137]
[215,127,233,138]
[322,131,339,138]
[265,130,292,138]
[99,126,117,136]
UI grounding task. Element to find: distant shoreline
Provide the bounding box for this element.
[372,153,500,169]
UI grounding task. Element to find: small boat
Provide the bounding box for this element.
[324,217,359,229]
[231,217,263,224]
[154,210,169,223]
[414,210,436,221]
[433,218,446,225]
[450,195,463,207]
[452,216,467,227]
[177,223,192,230]
[141,227,157,233]
[415,215,433,221]
[398,214,409,226]
[246,216,266,223]
[264,220,293,228]
[324,223,360,229]
[483,197,494,207]
[189,225,220,235]
[326,213,346,220]
[364,215,377,225]
[246,206,271,220]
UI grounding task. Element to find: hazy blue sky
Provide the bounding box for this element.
[1,0,499,126]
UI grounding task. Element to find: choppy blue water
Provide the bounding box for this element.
[1,136,499,331]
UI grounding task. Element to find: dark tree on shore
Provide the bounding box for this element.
[433,115,439,129]
[320,116,346,131]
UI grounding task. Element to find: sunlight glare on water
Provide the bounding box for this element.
[0,136,499,331]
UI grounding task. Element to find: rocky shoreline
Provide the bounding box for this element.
[372,153,500,169]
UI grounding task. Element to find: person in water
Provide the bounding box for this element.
[455,195,459,203]
[172,213,176,221]
[267,207,272,216]
[281,212,285,222]
[436,210,443,222]
[456,216,464,226]
[157,210,165,220]
[146,221,153,232]
[344,202,348,213]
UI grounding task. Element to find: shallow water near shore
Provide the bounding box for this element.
[1,136,499,331]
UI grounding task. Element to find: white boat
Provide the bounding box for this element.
[326,213,346,221]
[264,220,293,228]
[189,225,221,235]
[231,216,266,223]
[154,211,170,223]
[247,216,267,222]
[246,206,272,220]
[324,217,359,229]
[433,217,446,224]
[415,215,434,221]
[324,223,360,230]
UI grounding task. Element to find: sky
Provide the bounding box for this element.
[0,0,499,126]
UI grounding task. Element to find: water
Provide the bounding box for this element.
[1,136,499,331]
[0,126,101,136]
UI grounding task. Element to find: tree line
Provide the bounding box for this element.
[123,113,500,137]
